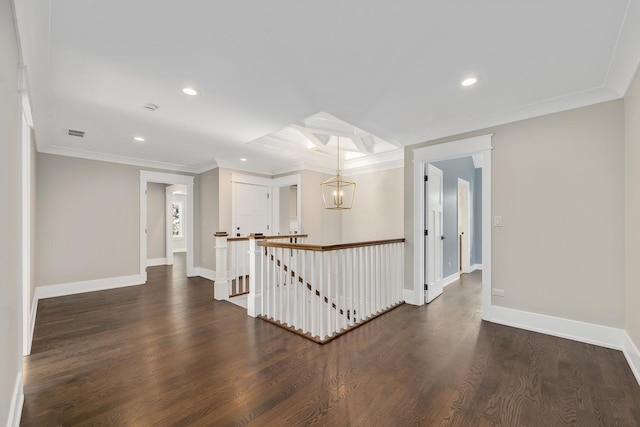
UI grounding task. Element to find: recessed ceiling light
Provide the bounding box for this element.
[461,77,477,87]
[182,87,199,96]
[240,158,247,162]
[134,136,145,142]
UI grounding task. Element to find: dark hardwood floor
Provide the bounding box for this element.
[22,255,640,426]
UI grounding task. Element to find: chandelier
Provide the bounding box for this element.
[320,136,356,209]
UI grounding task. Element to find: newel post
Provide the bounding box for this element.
[247,234,262,317]
[214,232,230,300]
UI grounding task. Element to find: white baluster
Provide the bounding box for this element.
[311,251,317,339]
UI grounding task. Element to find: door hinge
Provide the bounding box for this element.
[424,230,428,236]
[267,225,270,230]
[424,284,428,290]
[424,176,428,182]
[267,193,270,199]
[145,190,148,195]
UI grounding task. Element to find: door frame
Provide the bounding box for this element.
[412,134,492,320]
[458,178,471,273]
[140,171,195,281]
[230,173,302,236]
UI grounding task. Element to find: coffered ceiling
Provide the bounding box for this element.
[14,0,640,174]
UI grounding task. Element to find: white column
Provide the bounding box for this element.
[214,232,230,300]
[247,235,262,317]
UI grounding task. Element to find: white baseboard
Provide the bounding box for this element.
[470,263,482,272]
[147,258,167,267]
[7,372,23,427]
[195,267,216,282]
[442,272,461,288]
[35,274,145,300]
[623,332,640,386]
[173,248,187,253]
[490,305,625,350]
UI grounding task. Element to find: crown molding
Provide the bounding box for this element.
[39,145,199,173]
[39,143,406,178]
[406,86,620,147]
[604,0,640,96]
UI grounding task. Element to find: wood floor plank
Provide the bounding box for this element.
[21,256,640,426]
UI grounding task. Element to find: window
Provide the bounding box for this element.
[172,202,183,237]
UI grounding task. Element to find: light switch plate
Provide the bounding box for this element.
[494,215,503,227]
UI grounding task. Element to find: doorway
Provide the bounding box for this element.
[412,134,492,320]
[233,182,270,236]
[140,171,195,281]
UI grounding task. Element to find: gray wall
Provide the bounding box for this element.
[36,154,141,285]
[301,170,342,244]
[196,168,219,271]
[404,99,625,328]
[0,0,22,421]
[431,157,479,277]
[341,167,404,242]
[625,68,640,353]
[147,183,166,260]
[474,168,482,264]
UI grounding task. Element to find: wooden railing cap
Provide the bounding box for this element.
[258,238,405,251]
[227,233,309,242]
[214,232,229,237]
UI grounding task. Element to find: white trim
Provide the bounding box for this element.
[271,174,302,235]
[147,258,167,267]
[35,274,145,300]
[442,272,461,288]
[623,333,640,386]
[490,306,625,350]
[230,173,273,186]
[165,186,174,265]
[41,145,203,173]
[196,267,217,282]
[173,248,187,253]
[20,94,32,357]
[29,295,38,353]
[7,372,24,427]
[412,134,492,321]
[604,0,640,96]
[403,288,419,305]
[470,263,482,272]
[343,149,404,176]
[140,171,195,281]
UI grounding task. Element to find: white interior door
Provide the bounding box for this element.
[425,164,444,303]
[458,179,471,273]
[234,183,270,236]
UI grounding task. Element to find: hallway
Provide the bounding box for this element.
[21,265,640,425]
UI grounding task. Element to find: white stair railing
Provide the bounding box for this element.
[212,232,306,303]
[256,238,405,343]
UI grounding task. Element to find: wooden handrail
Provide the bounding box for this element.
[227,233,308,242]
[258,238,405,251]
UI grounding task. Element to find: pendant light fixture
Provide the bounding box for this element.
[320,136,356,209]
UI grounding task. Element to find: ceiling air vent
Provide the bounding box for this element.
[68,129,85,137]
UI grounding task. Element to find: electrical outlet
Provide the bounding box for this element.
[491,288,505,297]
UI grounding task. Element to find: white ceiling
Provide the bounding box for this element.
[16,0,640,174]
